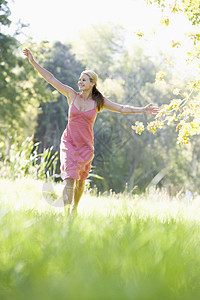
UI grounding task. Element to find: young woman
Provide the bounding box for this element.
[23,48,159,214]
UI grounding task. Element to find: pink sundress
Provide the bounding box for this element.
[60,93,97,180]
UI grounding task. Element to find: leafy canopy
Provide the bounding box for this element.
[132,0,200,144]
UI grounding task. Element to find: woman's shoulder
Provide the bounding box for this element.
[67,90,79,106]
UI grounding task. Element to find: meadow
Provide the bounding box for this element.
[1,178,200,300]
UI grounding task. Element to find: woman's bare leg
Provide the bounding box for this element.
[62,178,75,214]
[71,179,85,214]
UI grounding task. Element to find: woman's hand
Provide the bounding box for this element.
[144,103,160,116]
[23,48,34,64]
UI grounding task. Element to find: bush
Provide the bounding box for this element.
[0,137,59,180]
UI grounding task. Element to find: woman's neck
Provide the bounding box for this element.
[80,89,92,100]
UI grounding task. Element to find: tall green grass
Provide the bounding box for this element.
[1,178,200,300]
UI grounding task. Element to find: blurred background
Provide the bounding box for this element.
[1,0,200,195]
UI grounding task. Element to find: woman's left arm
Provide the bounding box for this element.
[103,97,160,116]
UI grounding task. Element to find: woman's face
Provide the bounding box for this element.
[78,73,94,91]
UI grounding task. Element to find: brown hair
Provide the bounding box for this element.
[82,70,104,112]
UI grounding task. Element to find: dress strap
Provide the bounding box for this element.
[72,93,78,105]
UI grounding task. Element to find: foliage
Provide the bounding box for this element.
[2,4,199,194]
[0,137,58,180]
[36,146,58,180]
[69,23,200,193]
[33,41,85,151]
[147,0,200,25]
[0,2,52,155]
[72,23,125,80]
[89,43,192,194]
[139,76,200,145]
[0,0,22,147]
[135,0,200,144]
[1,178,200,299]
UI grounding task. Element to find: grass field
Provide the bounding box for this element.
[1,178,200,300]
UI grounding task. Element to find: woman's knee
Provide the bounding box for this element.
[76,179,85,188]
[64,178,75,188]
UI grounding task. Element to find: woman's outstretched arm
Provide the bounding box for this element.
[103,97,160,116]
[23,48,76,104]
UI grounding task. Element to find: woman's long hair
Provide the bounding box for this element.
[82,70,104,112]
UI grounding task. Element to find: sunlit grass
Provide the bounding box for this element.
[1,178,200,300]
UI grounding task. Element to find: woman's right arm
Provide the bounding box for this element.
[23,48,76,104]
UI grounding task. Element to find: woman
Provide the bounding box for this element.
[23,48,159,214]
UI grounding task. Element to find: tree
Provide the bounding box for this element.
[0,0,21,153]
[34,41,85,152]
[0,2,51,156]
[133,0,200,144]
[91,43,190,193]
[72,23,125,80]
[147,0,200,25]
[70,23,198,194]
